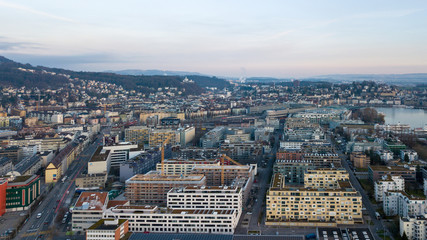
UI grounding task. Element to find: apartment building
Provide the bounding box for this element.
[178,126,195,146]
[86,219,129,240]
[302,153,341,167]
[350,152,369,169]
[369,166,416,183]
[72,192,109,232]
[0,157,12,176]
[103,143,140,167]
[383,191,427,217]
[75,173,107,190]
[155,158,220,176]
[148,129,178,147]
[125,171,206,204]
[374,175,405,202]
[167,185,243,220]
[124,126,151,144]
[191,164,256,186]
[304,168,349,189]
[200,126,225,148]
[220,141,263,161]
[400,215,427,240]
[274,160,315,184]
[103,205,238,234]
[266,174,363,227]
[88,147,111,174]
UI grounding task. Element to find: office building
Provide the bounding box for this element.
[86,219,129,240]
[72,192,109,232]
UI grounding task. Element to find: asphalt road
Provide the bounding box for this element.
[330,134,385,240]
[17,135,103,240]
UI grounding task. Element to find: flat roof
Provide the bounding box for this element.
[346,228,374,240]
[317,228,344,240]
[369,165,412,172]
[90,146,110,162]
[74,192,108,211]
[128,171,205,182]
[129,233,233,240]
[87,219,127,230]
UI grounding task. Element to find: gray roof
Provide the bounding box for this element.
[129,233,233,240]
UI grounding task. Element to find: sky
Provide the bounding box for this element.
[0,0,427,78]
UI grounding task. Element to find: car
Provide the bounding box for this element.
[37,213,42,219]
[44,221,49,225]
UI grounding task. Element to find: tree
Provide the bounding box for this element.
[401,232,409,240]
[404,154,410,162]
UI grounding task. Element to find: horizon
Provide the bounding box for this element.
[1,1,427,78]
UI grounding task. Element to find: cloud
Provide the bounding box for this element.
[2,53,127,66]
[0,1,76,23]
[0,39,42,51]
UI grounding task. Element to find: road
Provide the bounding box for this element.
[17,135,103,240]
[330,134,385,240]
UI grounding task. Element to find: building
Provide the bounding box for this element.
[302,153,341,167]
[175,148,219,160]
[274,160,315,184]
[304,168,349,189]
[0,146,23,163]
[178,126,195,146]
[400,215,427,240]
[86,219,129,240]
[383,191,427,217]
[400,150,418,162]
[220,142,263,161]
[124,126,151,144]
[45,142,79,183]
[376,150,394,162]
[200,127,225,148]
[88,147,111,175]
[369,166,416,183]
[167,185,243,219]
[125,171,206,204]
[14,155,42,176]
[0,157,12,176]
[374,175,405,202]
[72,192,109,232]
[0,180,6,216]
[191,164,256,186]
[350,152,369,169]
[75,173,107,190]
[266,174,363,227]
[103,205,238,234]
[119,148,166,182]
[155,158,220,176]
[103,143,140,168]
[5,175,40,212]
[148,129,178,148]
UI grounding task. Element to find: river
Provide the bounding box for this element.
[375,107,427,129]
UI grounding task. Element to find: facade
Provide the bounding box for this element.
[45,142,80,183]
[374,175,405,202]
[5,175,40,211]
[200,126,225,148]
[148,129,178,148]
[124,126,151,144]
[178,126,195,146]
[350,152,369,169]
[86,219,129,240]
[103,143,139,167]
[220,142,263,161]
[191,164,256,186]
[400,215,427,240]
[155,158,220,176]
[125,171,206,204]
[302,153,341,167]
[400,149,418,162]
[266,174,363,227]
[167,185,243,220]
[72,192,109,232]
[304,168,349,189]
[103,205,238,234]
[75,173,107,190]
[383,191,427,217]
[0,180,6,216]
[88,147,111,174]
[274,160,315,184]
[369,166,416,183]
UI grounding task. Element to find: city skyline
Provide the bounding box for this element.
[1,0,427,78]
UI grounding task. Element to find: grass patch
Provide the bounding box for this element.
[406,188,426,198]
[358,179,376,202]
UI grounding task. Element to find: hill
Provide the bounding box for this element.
[0,56,231,95]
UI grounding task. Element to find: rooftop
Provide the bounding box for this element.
[87,218,127,230]
[74,192,108,211]
[127,171,205,182]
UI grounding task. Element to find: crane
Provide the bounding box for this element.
[220,154,242,186]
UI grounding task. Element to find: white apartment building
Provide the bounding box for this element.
[103,143,139,167]
[88,147,111,175]
[72,192,109,232]
[374,175,405,202]
[376,150,394,162]
[280,141,304,150]
[400,150,418,162]
[103,205,238,234]
[400,215,427,240]
[167,185,243,220]
[383,191,427,217]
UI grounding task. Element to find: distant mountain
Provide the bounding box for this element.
[310,73,427,84]
[106,69,204,76]
[246,77,292,83]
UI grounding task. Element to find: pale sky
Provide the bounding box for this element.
[0,0,426,78]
